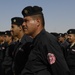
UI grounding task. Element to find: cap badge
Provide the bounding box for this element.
[5,32,7,34]
[24,10,28,14]
[13,19,16,22]
[70,31,72,33]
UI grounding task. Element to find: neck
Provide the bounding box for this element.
[17,31,24,40]
[8,40,12,45]
[32,27,44,38]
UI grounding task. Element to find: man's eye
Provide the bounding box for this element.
[11,26,13,28]
[24,20,28,22]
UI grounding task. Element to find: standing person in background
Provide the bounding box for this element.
[4,30,13,45]
[57,33,69,57]
[65,29,75,75]
[2,30,13,75]
[11,17,32,75]
[0,32,6,63]
[0,31,8,60]
[21,6,70,75]
[0,31,8,75]
[64,33,68,41]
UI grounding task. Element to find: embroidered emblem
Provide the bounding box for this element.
[47,53,56,65]
[13,19,16,22]
[24,10,28,14]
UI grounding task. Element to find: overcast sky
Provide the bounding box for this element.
[0,0,75,33]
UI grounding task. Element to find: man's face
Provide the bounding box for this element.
[4,35,11,43]
[67,34,75,43]
[58,37,64,43]
[22,16,38,37]
[11,24,21,37]
[0,36,4,42]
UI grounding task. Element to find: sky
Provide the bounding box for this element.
[0,0,75,33]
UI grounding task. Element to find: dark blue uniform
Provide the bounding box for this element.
[59,40,69,58]
[21,29,70,75]
[0,42,8,75]
[66,43,75,75]
[13,35,32,75]
[2,41,17,75]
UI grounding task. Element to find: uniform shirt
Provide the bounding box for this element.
[59,40,69,58]
[0,42,8,75]
[21,29,70,75]
[13,34,32,75]
[0,42,8,61]
[2,41,17,75]
[66,43,75,75]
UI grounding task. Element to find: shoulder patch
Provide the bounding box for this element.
[47,53,56,65]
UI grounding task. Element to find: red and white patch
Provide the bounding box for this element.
[47,53,56,65]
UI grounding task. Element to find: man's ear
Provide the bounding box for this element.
[36,18,40,27]
[19,25,23,30]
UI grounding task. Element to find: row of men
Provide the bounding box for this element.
[0,5,75,75]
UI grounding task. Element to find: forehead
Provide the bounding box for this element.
[4,35,8,37]
[23,16,33,20]
[11,24,18,27]
[68,34,75,36]
[11,24,17,26]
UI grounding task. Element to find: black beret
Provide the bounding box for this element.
[22,6,43,17]
[58,33,65,37]
[50,32,59,37]
[5,30,11,36]
[11,17,24,26]
[67,29,75,34]
[0,31,5,36]
[64,33,67,35]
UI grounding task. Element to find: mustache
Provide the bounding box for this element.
[10,30,13,33]
[22,26,27,29]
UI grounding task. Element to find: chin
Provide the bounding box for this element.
[24,32,29,35]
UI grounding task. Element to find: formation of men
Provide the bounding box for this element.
[0,5,75,75]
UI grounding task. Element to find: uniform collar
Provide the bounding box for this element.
[70,42,75,48]
[32,29,45,46]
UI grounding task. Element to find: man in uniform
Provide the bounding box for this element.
[11,17,32,75]
[0,31,6,62]
[57,33,69,57]
[65,29,75,75]
[0,31,8,75]
[0,31,6,75]
[2,30,13,75]
[4,30,13,45]
[21,6,70,75]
